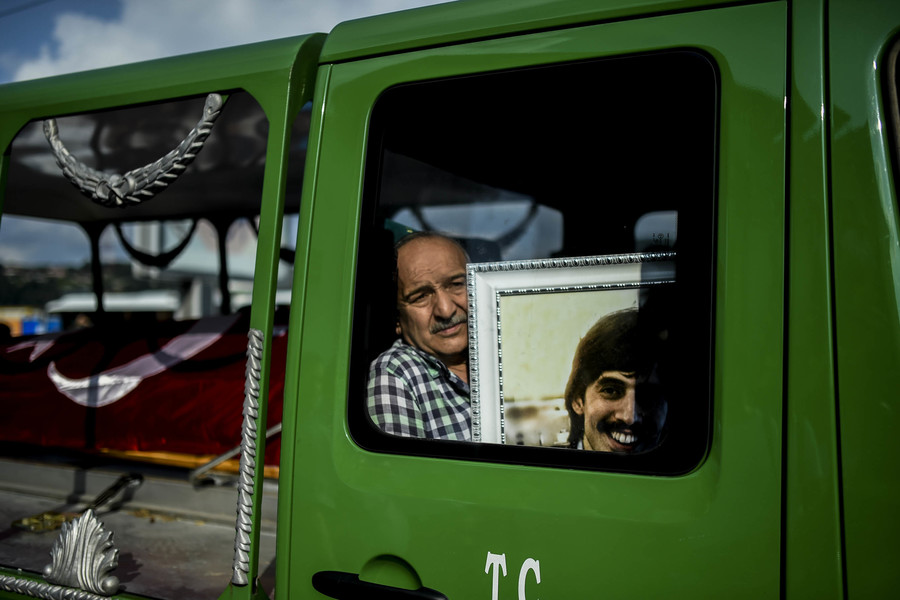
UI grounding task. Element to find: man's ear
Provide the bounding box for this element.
[395,321,402,336]
[571,397,585,415]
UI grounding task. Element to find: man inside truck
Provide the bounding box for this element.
[564,308,668,453]
[366,232,472,440]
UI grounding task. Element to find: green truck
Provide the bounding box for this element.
[1,0,898,598]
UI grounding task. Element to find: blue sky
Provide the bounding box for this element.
[0,0,114,83]
[0,0,448,84]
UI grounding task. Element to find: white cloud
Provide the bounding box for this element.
[13,0,449,82]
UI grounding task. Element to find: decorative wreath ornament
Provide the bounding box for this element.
[43,93,225,208]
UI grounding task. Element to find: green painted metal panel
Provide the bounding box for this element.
[829,0,900,596]
[784,0,844,597]
[275,62,333,600]
[286,2,786,597]
[322,0,747,63]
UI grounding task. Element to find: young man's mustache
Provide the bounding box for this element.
[430,313,467,334]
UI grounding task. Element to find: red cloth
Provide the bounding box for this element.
[0,312,284,465]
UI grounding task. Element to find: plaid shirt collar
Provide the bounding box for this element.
[396,338,470,393]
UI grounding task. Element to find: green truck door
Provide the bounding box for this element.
[282,2,787,598]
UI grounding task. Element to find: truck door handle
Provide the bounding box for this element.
[312,571,448,600]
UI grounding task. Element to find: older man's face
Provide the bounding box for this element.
[395,237,468,366]
[572,370,667,453]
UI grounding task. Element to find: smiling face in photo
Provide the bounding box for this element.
[571,369,667,453]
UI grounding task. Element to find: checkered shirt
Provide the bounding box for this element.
[367,339,471,440]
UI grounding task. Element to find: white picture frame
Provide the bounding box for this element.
[466,252,676,445]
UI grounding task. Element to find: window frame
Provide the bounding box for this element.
[348,49,721,475]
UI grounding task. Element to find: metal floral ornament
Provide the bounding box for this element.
[44,509,121,597]
[0,509,122,600]
[43,93,225,208]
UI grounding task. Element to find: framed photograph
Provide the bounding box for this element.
[467,252,676,445]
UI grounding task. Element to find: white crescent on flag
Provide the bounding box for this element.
[47,314,241,407]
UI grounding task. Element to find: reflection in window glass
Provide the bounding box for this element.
[352,50,717,474]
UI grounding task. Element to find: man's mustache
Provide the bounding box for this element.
[430,313,467,334]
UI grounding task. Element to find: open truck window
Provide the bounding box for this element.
[351,50,718,474]
[0,89,307,599]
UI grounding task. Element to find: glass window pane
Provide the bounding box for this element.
[351,50,717,474]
